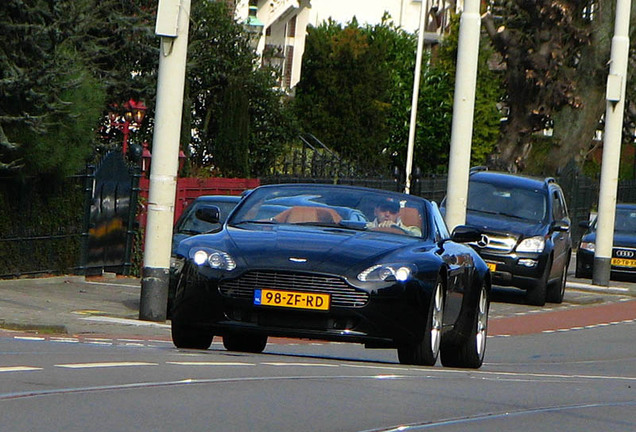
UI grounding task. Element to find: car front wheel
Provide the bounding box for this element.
[171,323,213,350]
[397,278,444,366]
[223,333,268,353]
[441,283,489,369]
[526,260,550,306]
[546,260,568,303]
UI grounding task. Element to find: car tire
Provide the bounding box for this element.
[397,278,444,366]
[441,283,489,369]
[575,260,591,279]
[546,260,568,303]
[526,260,549,306]
[223,333,268,353]
[171,322,213,350]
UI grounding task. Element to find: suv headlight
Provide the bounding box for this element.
[190,248,236,271]
[516,236,545,253]
[579,241,595,252]
[358,264,416,282]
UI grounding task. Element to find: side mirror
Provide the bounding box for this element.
[195,205,221,224]
[451,225,481,243]
[552,220,570,232]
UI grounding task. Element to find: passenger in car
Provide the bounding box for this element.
[367,197,422,236]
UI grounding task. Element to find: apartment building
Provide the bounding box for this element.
[232,1,459,90]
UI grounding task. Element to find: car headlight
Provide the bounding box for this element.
[189,248,236,271]
[579,241,595,252]
[516,236,545,253]
[358,264,415,282]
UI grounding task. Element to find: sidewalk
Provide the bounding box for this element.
[0,274,170,339]
[0,273,634,339]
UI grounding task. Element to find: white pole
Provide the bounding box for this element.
[444,0,481,232]
[404,0,428,194]
[593,0,632,286]
[140,0,191,321]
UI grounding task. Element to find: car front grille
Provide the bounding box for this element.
[613,247,636,259]
[471,233,518,253]
[219,271,369,307]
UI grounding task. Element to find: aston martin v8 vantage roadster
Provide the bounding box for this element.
[171,184,491,368]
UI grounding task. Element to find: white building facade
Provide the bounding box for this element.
[233,0,461,90]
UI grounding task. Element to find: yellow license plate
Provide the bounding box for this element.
[611,258,636,268]
[486,262,497,272]
[254,289,330,311]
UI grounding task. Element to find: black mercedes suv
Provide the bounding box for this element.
[451,169,572,306]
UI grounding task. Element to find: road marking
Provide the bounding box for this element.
[50,337,79,343]
[0,366,42,373]
[55,362,157,369]
[14,336,45,341]
[79,316,170,328]
[262,362,339,367]
[167,361,255,366]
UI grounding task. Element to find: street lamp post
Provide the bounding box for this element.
[108,99,147,158]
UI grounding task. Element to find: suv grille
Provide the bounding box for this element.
[472,233,518,253]
[219,271,369,307]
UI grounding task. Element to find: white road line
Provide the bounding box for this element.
[84,281,140,289]
[342,364,411,372]
[79,316,170,328]
[262,362,339,367]
[55,362,157,369]
[50,337,79,343]
[167,362,255,366]
[13,336,45,341]
[0,366,42,373]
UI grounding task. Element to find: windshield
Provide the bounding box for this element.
[467,181,547,222]
[597,207,636,233]
[229,185,427,238]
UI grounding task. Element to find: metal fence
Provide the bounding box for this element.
[264,171,636,247]
[0,173,90,279]
[2,166,635,278]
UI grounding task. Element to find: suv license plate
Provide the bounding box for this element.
[486,262,497,272]
[254,289,330,311]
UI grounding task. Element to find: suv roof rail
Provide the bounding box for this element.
[470,166,488,173]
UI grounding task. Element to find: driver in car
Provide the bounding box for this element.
[367,198,422,236]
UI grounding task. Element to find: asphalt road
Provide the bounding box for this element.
[1,281,635,432]
[1,317,634,432]
[0,265,634,431]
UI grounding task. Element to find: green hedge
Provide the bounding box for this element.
[0,176,85,278]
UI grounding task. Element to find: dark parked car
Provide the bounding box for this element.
[168,195,242,314]
[576,203,636,281]
[446,169,572,306]
[170,183,491,368]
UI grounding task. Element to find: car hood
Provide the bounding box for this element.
[581,231,636,247]
[180,225,424,274]
[465,212,546,237]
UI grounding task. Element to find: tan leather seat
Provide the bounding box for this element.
[273,206,342,224]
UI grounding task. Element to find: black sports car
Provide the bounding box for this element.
[576,203,636,281]
[171,184,491,368]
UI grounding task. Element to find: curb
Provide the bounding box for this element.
[567,281,635,297]
[0,275,86,285]
[0,321,68,335]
